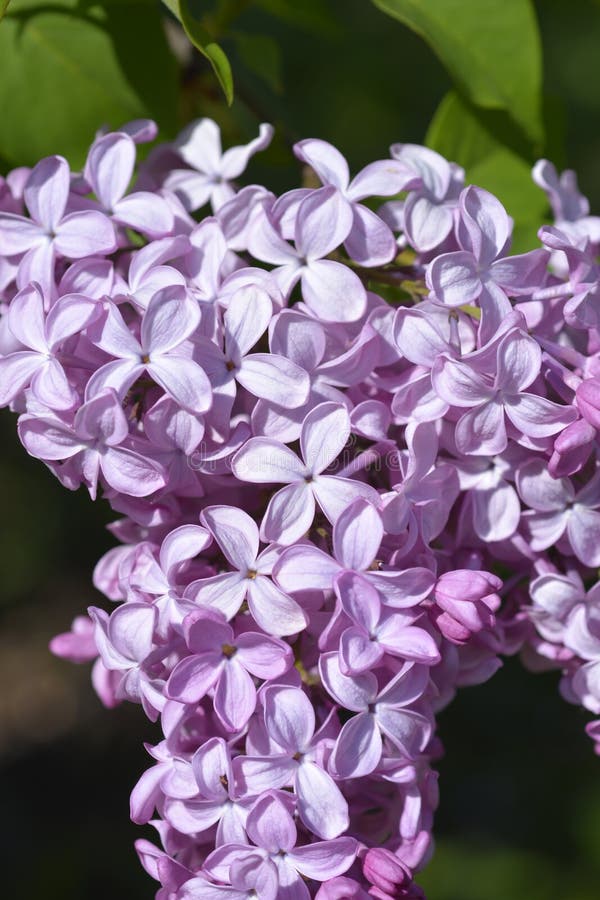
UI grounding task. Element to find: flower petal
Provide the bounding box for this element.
[238,354,310,408]
[260,482,315,545]
[330,712,381,778]
[247,576,307,636]
[232,437,305,484]
[214,661,256,732]
[301,259,366,323]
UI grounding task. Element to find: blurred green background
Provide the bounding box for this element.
[1,0,600,897]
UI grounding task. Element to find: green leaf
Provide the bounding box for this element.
[0,1,11,22]
[162,0,234,105]
[426,91,548,252]
[371,0,544,146]
[253,0,338,35]
[426,90,512,167]
[0,0,179,168]
[233,31,282,93]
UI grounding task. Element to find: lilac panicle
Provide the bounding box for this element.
[1,115,599,898]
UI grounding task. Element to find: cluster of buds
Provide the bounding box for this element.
[1,116,599,897]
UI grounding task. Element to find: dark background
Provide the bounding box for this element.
[2,1,600,897]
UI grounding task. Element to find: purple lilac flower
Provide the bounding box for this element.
[2,116,600,899]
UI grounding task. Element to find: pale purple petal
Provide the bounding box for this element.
[403,193,454,252]
[238,354,310,407]
[232,438,305,484]
[85,358,143,402]
[458,185,511,265]
[165,170,214,211]
[236,756,296,793]
[330,712,381,778]
[273,544,342,593]
[90,301,142,359]
[455,400,507,456]
[296,187,353,260]
[572,662,600,715]
[516,459,572,511]
[186,572,247,619]
[246,792,296,853]
[472,479,521,541]
[490,249,549,294]
[263,685,315,751]
[333,499,383,572]
[524,510,569,550]
[336,571,380,632]
[427,251,481,306]
[394,308,450,367]
[375,707,431,758]
[142,288,200,355]
[220,123,274,179]
[0,352,43,405]
[75,388,129,444]
[159,523,211,582]
[289,837,357,880]
[214,661,256,731]
[100,446,165,496]
[495,330,541,394]
[348,159,417,200]
[369,567,435,608]
[201,506,259,569]
[319,651,376,710]
[568,507,600,566]
[293,140,350,191]
[86,133,134,209]
[260,482,315,545]
[148,356,212,413]
[16,241,55,295]
[313,476,380,527]
[165,798,224,835]
[167,654,221,703]
[269,309,326,370]
[45,292,99,349]
[301,259,366,323]
[301,402,350,473]
[505,393,577,438]
[235,633,292,680]
[377,623,440,664]
[377,664,429,706]
[30,358,74,410]
[0,213,45,255]
[432,356,494,407]
[247,576,307,636]
[25,155,69,230]
[530,573,583,620]
[7,282,48,351]
[176,118,222,172]
[225,285,273,358]
[564,607,600,660]
[248,211,301,267]
[295,761,350,839]
[113,192,174,237]
[344,204,397,267]
[339,627,384,674]
[130,762,168,824]
[109,602,156,662]
[54,210,116,257]
[18,416,83,459]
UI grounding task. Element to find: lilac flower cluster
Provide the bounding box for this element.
[1,117,600,897]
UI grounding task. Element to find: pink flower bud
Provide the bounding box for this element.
[363,848,412,898]
[433,570,501,642]
[549,417,596,477]
[576,377,600,429]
